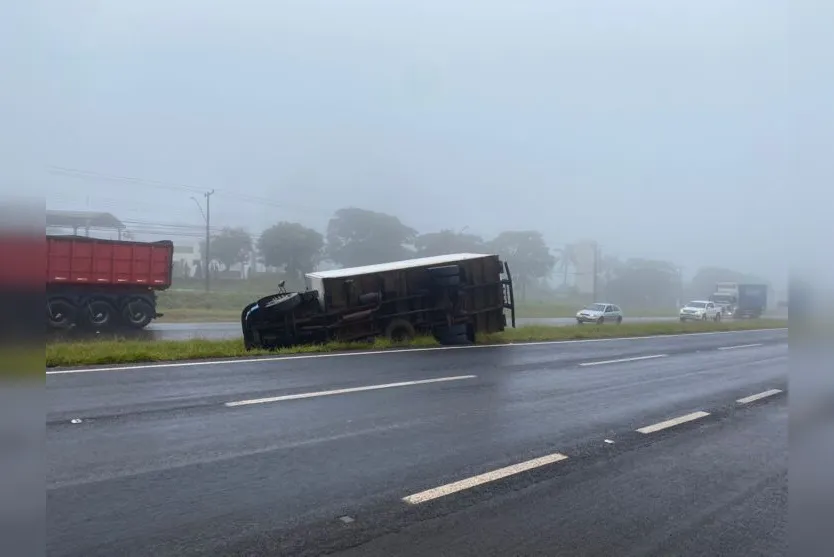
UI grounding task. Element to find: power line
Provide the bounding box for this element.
[47,166,205,194]
[46,165,328,216]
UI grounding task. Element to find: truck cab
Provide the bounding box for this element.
[709,282,739,317]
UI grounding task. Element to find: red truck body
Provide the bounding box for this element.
[46,236,174,331]
[47,236,173,288]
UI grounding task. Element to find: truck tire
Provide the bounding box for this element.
[80,299,117,330]
[262,292,302,313]
[385,318,416,342]
[596,317,604,325]
[47,298,76,330]
[714,313,721,322]
[122,297,155,329]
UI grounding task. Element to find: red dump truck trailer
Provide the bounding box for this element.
[46,235,174,331]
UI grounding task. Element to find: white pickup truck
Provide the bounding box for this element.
[679,300,722,322]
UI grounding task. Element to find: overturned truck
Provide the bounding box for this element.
[242,253,516,350]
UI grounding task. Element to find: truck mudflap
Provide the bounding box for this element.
[502,261,516,328]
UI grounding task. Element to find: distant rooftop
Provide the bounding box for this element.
[46,210,125,230]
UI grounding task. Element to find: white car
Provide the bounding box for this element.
[679,300,722,322]
[576,303,623,325]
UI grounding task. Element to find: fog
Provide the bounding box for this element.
[10,0,831,289]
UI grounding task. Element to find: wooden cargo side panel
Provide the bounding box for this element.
[319,255,506,334]
[459,255,504,334]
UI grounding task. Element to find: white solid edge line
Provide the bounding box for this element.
[46,327,788,375]
[636,411,711,434]
[717,343,764,351]
[736,389,783,404]
[224,375,477,407]
[402,452,569,505]
[579,354,667,367]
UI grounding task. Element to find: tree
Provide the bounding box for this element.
[604,258,681,309]
[206,227,253,271]
[414,229,486,257]
[554,243,579,286]
[326,207,417,267]
[257,222,324,281]
[488,230,556,301]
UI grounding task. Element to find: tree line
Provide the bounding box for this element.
[197,206,768,307]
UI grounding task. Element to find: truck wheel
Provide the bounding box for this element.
[714,313,721,322]
[47,299,76,330]
[596,317,604,325]
[385,318,416,343]
[702,314,708,321]
[122,298,155,329]
[616,316,623,324]
[81,299,116,330]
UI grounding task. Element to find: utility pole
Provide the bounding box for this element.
[191,190,215,293]
[204,190,214,293]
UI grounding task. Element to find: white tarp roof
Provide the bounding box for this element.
[306,253,495,280]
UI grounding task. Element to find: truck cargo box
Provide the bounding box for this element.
[243,252,516,350]
[47,236,174,288]
[45,236,174,332]
[305,252,512,335]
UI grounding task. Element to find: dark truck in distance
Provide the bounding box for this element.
[708,282,769,319]
[734,283,768,318]
[241,253,516,350]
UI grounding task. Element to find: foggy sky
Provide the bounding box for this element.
[11,0,827,288]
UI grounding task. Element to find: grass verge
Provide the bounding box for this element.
[46,319,787,368]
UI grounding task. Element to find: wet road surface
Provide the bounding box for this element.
[47,328,788,556]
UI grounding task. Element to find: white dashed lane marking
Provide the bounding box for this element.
[579,354,667,367]
[717,343,764,351]
[224,375,477,407]
[636,411,711,434]
[402,452,569,505]
[736,389,783,404]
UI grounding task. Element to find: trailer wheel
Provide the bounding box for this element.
[385,318,416,343]
[80,299,117,330]
[122,298,155,329]
[47,298,76,330]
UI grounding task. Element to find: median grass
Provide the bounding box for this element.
[154,301,678,323]
[46,319,787,369]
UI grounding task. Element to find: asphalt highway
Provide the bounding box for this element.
[47,328,788,556]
